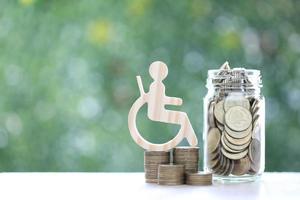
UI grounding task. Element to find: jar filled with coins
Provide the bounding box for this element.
[203,62,265,182]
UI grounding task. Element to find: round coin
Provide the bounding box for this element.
[214,100,225,124]
[225,123,252,139]
[221,134,242,153]
[224,130,252,146]
[221,147,248,160]
[232,156,251,176]
[249,138,261,164]
[222,133,250,152]
[208,101,216,127]
[185,172,213,185]
[225,106,252,132]
[224,95,250,112]
[207,128,221,153]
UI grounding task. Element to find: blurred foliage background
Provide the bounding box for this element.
[0,0,299,171]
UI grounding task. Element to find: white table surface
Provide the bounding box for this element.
[0,172,299,200]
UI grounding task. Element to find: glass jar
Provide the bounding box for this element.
[203,63,265,182]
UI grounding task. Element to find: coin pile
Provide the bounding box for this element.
[158,164,185,185]
[185,172,213,185]
[207,94,262,176]
[144,147,212,186]
[173,147,199,173]
[144,151,170,183]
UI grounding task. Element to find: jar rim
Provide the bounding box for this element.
[206,68,262,89]
[207,68,261,77]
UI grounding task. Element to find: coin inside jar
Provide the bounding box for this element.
[231,156,251,176]
[224,95,250,112]
[249,138,261,163]
[207,128,221,153]
[221,133,250,152]
[225,130,252,146]
[214,100,225,124]
[224,123,252,139]
[221,147,248,160]
[225,106,252,132]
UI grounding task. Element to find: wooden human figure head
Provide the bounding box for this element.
[149,61,168,81]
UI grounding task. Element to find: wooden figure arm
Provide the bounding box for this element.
[164,96,183,106]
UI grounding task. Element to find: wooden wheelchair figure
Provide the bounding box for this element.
[128,61,198,151]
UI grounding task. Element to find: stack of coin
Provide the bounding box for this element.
[173,147,199,173]
[206,94,262,176]
[158,164,185,185]
[144,151,170,183]
[185,172,213,185]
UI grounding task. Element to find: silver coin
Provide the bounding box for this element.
[231,156,251,176]
[216,121,224,131]
[224,123,252,139]
[214,100,225,124]
[208,101,216,128]
[249,138,261,164]
[222,132,251,151]
[221,147,248,160]
[221,134,243,153]
[224,95,250,112]
[225,106,252,132]
[224,130,252,146]
[207,128,221,153]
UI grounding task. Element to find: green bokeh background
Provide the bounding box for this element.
[0,0,299,171]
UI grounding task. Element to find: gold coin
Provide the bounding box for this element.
[214,100,225,124]
[225,106,252,132]
[207,128,221,153]
[224,95,250,112]
[221,147,248,160]
[232,156,251,176]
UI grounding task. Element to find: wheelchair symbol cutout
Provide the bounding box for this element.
[128,61,198,151]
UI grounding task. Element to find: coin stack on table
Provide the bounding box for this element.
[207,94,262,176]
[144,151,170,183]
[144,147,212,186]
[185,172,213,185]
[158,164,185,185]
[173,147,199,173]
